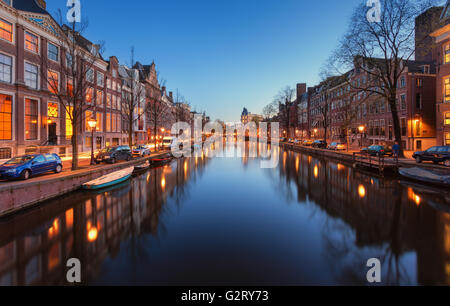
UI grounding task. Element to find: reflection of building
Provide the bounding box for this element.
[277,148,450,285]
[241,108,263,125]
[0,156,210,285]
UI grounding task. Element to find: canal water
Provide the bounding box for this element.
[0,145,449,286]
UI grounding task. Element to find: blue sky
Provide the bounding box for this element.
[46,0,362,121]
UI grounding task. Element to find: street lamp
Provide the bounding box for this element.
[358,125,365,149]
[87,117,97,165]
[314,129,318,139]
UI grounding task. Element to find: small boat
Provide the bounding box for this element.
[150,153,173,167]
[83,167,134,190]
[133,161,150,174]
[399,167,450,187]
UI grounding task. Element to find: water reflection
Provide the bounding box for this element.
[0,145,448,286]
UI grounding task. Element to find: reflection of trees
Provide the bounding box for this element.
[276,147,450,285]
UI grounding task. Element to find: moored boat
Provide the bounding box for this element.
[399,167,450,187]
[150,153,173,167]
[83,167,134,190]
[133,161,150,174]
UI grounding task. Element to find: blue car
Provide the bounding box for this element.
[0,154,63,180]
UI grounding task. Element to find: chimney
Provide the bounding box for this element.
[161,86,166,95]
[297,83,306,99]
[169,91,173,100]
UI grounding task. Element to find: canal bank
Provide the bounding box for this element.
[0,152,168,218]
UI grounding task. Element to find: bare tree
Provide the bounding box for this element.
[330,0,437,157]
[172,89,191,123]
[119,47,147,148]
[43,14,104,170]
[146,79,172,150]
[274,86,296,135]
[262,102,278,121]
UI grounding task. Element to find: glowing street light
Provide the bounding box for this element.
[87,117,97,165]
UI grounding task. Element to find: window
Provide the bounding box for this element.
[106,113,111,132]
[0,18,12,42]
[112,113,117,132]
[400,77,406,88]
[445,78,450,103]
[66,78,73,97]
[65,107,73,140]
[112,95,116,109]
[48,102,58,118]
[401,95,406,110]
[48,43,59,61]
[86,68,94,83]
[96,112,102,132]
[445,44,450,64]
[0,94,12,140]
[85,88,93,104]
[47,70,59,94]
[444,112,450,126]
[416,78,423,88]
[107,94,111,108]
[0,147,11,159]
[25,99,38,140]
[66,53,73,68]
[85,111,93,132]
[445,133,450,145]
[25,32,39,53]
[107,79,111,89]
[416,93,422,109]
[97,72,104,87]
[401,118,407,137]
[96,90,103,106]
[0,53,12,83]
[25,63,38,89]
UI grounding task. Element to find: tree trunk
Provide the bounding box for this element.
[71,120,79,171]
[153,122,158,151]
[128,117,134,148]
[389,96,404,158]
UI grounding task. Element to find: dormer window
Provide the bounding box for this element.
[2,0,12,6]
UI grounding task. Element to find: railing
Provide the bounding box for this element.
[352,152,399,174]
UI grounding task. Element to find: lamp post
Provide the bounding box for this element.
[88,117,97,165]
[358,125,365,149]
[314,129,318,139]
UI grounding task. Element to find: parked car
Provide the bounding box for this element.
[312,140,327,149]
[328,142,347,151]
[96,146,132,164]
[280,138,287,143]
[303,140,314,146]
[132,145,151,157]
[0,154,62,180]
[288,139,295,144]
[162,137,174,149]
[361,145,393,157]
[413,146,450,167]
[293,139,302,145]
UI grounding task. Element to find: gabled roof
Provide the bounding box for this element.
[441,0,450,21]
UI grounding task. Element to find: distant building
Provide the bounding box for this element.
[241,108,263,125]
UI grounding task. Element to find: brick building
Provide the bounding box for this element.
[430,2,450,146]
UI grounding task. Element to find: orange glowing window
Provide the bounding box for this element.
[65,106,73,139]
[47,243,60,271]
[25,32,39,53]
[0,18,12,42]
[445,112,450,126]
[47,102,58,118]
[96,90,103,106]
[86,87,93,104]
[25,98,38,140]
[66,79,73,97]
[0,94,12,140]
[47,70,59,94]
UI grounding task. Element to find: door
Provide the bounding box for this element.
[31,155,47,174]
[48,123,57,145]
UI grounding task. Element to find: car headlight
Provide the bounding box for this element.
[6,169,16,174]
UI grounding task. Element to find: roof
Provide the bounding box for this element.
[12,0,49,15]
[61,25,105,61]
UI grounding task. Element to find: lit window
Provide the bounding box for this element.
[106,113,111,132]
[25,32,39,53]
[86,88,93,104]
[0,94,12,140]
[96,112,102,132]
[48,102,58,118]
[0,18,12,42]
[66,78,73,97]
[107,94,111,108]
[47,70,59,94]
[25,62,38,89]
[25,99,38,140]
[445,112,450,125]
[445,78,450,103]
[85,111,93,132]
[96,90,103,106]
[65,107,73,140]
[445,44,450,64]
[48,43,59,61]
[446,133,450,145]
[0,53,12,83]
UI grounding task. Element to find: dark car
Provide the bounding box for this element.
[361,145,393,157]
[413,146,450,167]
[0,154,62,180]
[312,140,327,149]
[96,146,132,164]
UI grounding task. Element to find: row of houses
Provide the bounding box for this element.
[0,0,208,160]
[281,5,450,151]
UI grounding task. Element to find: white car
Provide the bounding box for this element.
[132,145,151,157]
